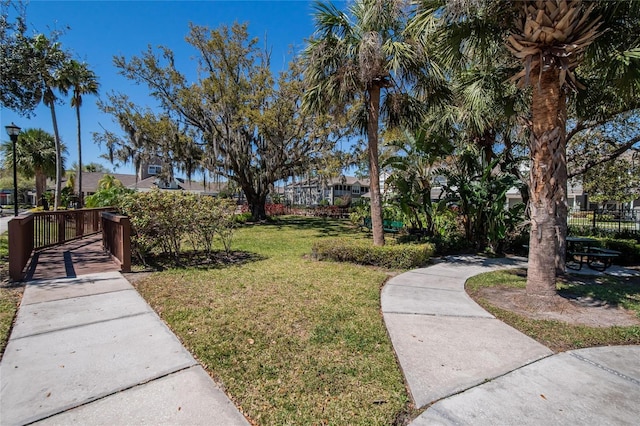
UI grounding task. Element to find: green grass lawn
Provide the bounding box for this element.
[133,217,411,425]
[466,269,640,352]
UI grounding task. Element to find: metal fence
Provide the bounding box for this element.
[568,208,640,235]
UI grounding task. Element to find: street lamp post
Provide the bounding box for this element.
[5,122,21,217]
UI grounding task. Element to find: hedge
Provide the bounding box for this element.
[312,238,434,269]
[595,238,640,266]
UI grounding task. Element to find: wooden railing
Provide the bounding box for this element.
[101,212,131,273]
[32,207,112,250]
[8,207,115,281]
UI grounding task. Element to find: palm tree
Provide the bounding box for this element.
[412,0,640,296]
[66,60,99,207]
[303,0,443,246]
[0,128,62,204]
[31,34,71,210]
[97,174,122,190]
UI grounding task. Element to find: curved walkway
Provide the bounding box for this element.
[382,255,640,425]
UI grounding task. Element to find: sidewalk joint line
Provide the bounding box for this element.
[418,352,555,409]
[22,287,136,306]
[383,311,494,319]
[570,352,640,387]
[10,311,152,341]
[22,364,200,426]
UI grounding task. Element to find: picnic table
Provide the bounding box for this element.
[566,236,621,272]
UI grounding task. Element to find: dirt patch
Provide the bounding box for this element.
[122,271,154,285]
[474,286,640,327]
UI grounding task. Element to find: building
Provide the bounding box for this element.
[284,176,370,206]
[69,172,226,198]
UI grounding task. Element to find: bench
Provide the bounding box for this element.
[383,220,404,233]
[362,217,404,233]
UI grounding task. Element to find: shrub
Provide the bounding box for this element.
[85,185,133,208]
[189,196,236,254]
[233,212,253,224]
[312,238,434,269]
[349,199,371,227]
[595,238,640,266]
[569,226,640,244]
[266,203,286,216]
[428,233,473,255]
[118,190,236,264]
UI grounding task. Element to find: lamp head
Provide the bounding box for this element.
[5,122,21,137]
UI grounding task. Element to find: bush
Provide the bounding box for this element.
[85,185,133,208]
[312,238,434,269]
[428,233,473,255]
[118,190,236,265]
[266,203,286,216]
[569,225,640,244]
[233,212,253,224]
[595,238,640,266]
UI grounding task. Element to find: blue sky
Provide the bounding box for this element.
[2,0,334,175]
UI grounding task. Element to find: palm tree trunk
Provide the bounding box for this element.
[555,92,568,274]
[76,104,83,207]
[35,169,46,206]
[49,102,63,211]
[367,84,385,247]
[526,69,568,296]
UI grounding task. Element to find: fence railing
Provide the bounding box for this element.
[568,208,640,235]
[32,207,111,250]
[8,207,115,280]
[101,212,131,273]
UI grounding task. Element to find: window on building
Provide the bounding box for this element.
[148,165,161,175]
[352,186,360,194]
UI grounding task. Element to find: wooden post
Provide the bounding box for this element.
[8,213,34,281]
[57,213,65,244]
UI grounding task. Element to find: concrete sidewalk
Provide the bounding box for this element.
[0,271,249,426]
[381,255,640,425]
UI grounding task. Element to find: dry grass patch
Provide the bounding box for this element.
[133,217,411,425]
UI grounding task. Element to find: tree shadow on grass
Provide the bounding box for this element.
[269,216,360,238]
[133,249,266,272]
[500,268,640,314]
[558,274,640,314]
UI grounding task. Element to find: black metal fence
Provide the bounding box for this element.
[568,208,640,235]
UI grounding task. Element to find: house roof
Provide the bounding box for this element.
[176,178,227,194]
[127,176,158,190]
[63,172,139,194]
[327,176,370,186]
[62,172,228,195]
